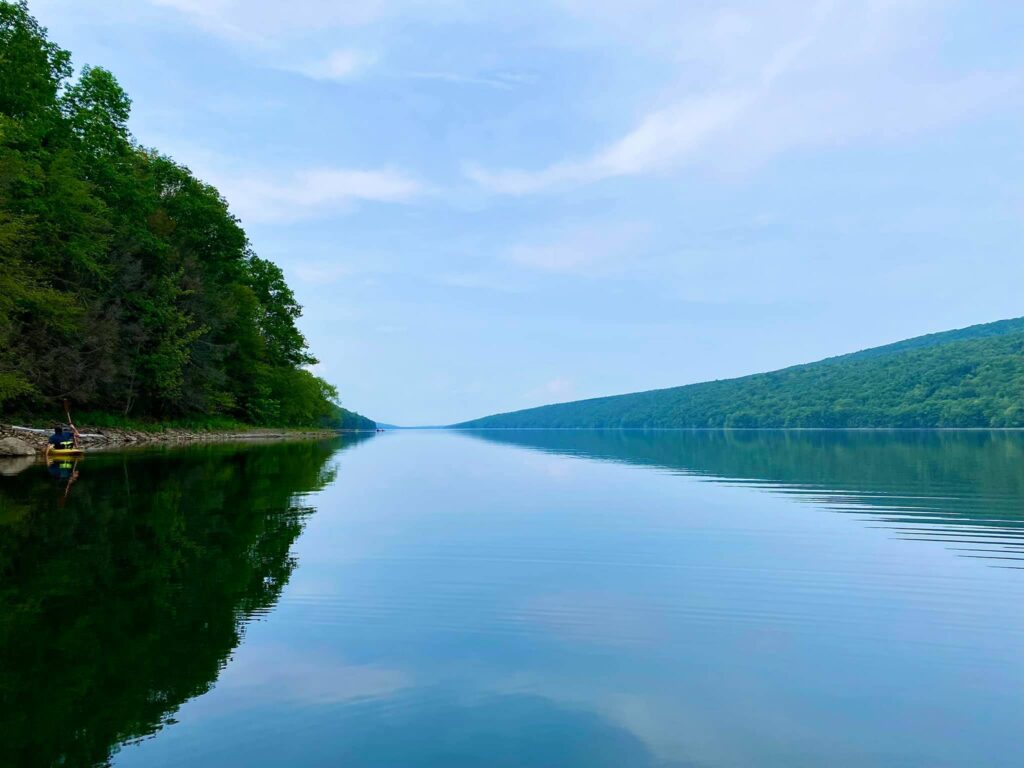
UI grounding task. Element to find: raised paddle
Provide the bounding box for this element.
[63,398,80,447]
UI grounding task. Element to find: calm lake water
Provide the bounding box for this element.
[3,430,1024,767]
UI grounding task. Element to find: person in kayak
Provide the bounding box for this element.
[45,423,80,457]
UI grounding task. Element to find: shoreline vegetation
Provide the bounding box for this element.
[0,421,372,459]
[455,317,1024,430]
[0,3,374,433]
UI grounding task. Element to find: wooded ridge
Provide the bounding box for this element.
[0,2,374,430]
[455,318,1024,429]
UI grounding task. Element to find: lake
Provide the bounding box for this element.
[2,430,1024,767]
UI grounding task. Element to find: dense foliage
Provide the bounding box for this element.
[0,2,373,429]
[457,318,1024,429]
[334,405,377,431]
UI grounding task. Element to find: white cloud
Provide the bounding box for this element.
[209,166,424,224]
[150,0,373,40]
[300,168,421,202]
[148,0,462,42]
[408,71,532,90]
[469,0,1023,194]
[468,91,749,194]
[148,1,383,80]
[136,137,422,224]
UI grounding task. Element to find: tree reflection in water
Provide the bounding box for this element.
[0,438,367,768]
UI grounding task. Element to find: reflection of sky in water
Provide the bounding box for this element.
[117,431,1024,768]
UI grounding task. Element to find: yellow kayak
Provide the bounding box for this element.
[49,448,85,458]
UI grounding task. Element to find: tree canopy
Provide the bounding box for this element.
[0,1,373,429]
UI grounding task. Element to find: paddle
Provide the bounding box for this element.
[63,398,80,447]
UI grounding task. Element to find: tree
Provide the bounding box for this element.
[0,1,373,428]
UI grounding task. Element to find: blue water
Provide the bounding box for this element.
[3,430,1024,767]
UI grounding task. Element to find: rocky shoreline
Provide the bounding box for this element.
[0,423,342,457]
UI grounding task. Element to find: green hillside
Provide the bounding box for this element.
[0,3,374,431]
[455,318,1024,429]
[335,406,377,431]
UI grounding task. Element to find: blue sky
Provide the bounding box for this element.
[31,0,1024,425]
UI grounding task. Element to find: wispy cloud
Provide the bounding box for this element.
[211,166,425,224]
[408,71,532,90]
[149,1,383,79]
[468,0,1023,195]
[468,91,748,194]
[148,0,408,42]
[136,131,425,225]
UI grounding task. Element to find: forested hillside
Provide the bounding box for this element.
[0,2,373,429]
[456,318,1024,429]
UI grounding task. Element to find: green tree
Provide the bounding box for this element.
[0,1,373,429]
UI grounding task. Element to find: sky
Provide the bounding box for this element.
[29,0,1024,425]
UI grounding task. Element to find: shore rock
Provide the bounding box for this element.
[0,437,35,457]
[0,423,345,454]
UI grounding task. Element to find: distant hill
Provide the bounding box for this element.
[332,407,377,431]
[454,318,1024,429]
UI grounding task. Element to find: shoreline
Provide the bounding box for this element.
[445,426,1024,432]
[0,423,354,457]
